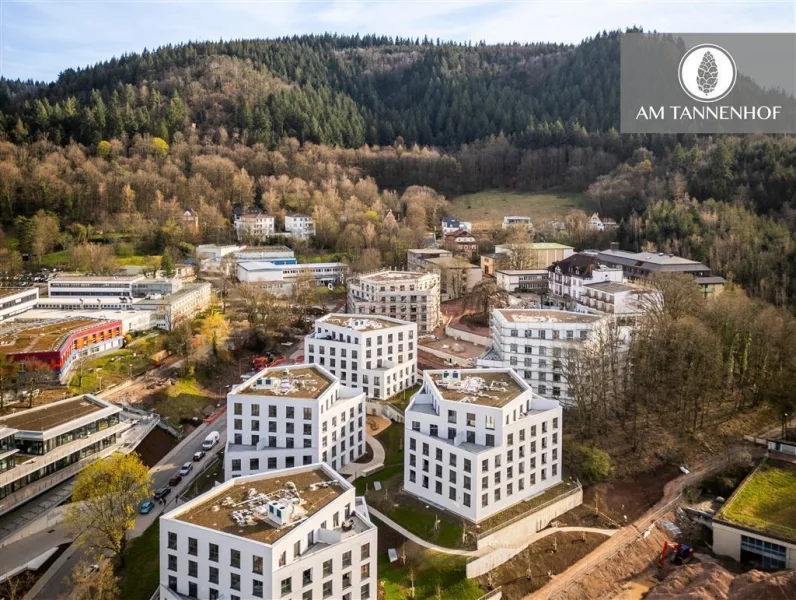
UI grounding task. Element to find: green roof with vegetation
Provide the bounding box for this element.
[714,460,796,543]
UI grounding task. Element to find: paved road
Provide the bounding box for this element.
[339,435,385,479]
[29,418,227,599]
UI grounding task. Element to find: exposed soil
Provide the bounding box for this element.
[554,503,620,530]
[134,426,178,468]
[584,464,682,524]
[478,531,609,600]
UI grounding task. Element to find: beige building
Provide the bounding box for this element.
[347,271,440,334]
[493,243,574,270]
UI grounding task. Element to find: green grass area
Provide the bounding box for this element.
[183,452,225,500]
[375,518,483,600]
[355,424,404,495]
[716,460,796,541]
[451,189,588,231]
[39,249,69,268]
[153,376,217,428]
[68,345,158,393]
[117,521,160,600]
[386,384,421,412]
[117,254,161,267]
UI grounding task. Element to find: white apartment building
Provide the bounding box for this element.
[548,253,623,302]
[0,287,39,322]
[579,281,653,315]
[225,365,366,479]
[48,274,145,297]
[285,214,316,240]
[159,464,377,600]
[305,315,417,401]
[502,216,533,231]
[478,309,605,404]
[495,269,548,294]
[236,262,348,295]
[236,214,276,242]
[404,369,562,523]
[347,271,441,335]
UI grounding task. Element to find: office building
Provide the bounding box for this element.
[347,271,440,334]
[0,288,39,322]
[236,262,348,295]
[225,365,366,479]
[404,369,562,523]
[305,315,417,400]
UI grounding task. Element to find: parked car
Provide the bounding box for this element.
[154,487,171,501]
[178,462,193,476]
[169,474,182,486]
[139,500,155,514]
[192,450,205,461]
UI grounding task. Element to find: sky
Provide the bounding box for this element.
[1,0,795,82]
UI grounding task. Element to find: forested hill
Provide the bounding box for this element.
[0,31,623,148]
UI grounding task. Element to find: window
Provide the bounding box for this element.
[295,540,302,558]
[281,577,292,596]
[250,458,260,471]
[464,475,471,490]
[323,581,333,598]
[464,493,471,507]
[494,488,501,502]
[253,580,264,598]
[447,409,457,424]
[482,493,488,507]
[323,559,333,577]
[167,532,177,550]
[435,481,442,494]
[268,457,277,469]
[464,458,471,473]
[231,573,241,591]
[482,459,489,471]
[361,583,371,599]
[361,543,370,559]
[234,402,242,415]
[361,563,371,580]
[342,571,352,589]
[209,542,218,562]
[168,576,177,591]
[168,554,177,572]
[303,568,313,586]
[230,548,240,568]
[303,592,313,600]
[189,582,198,598]
[466,412,476,427]
[486,416,495,430]
[231,459,241,472]
[343,551,352,567]
[412,421,420,431]
[209,566,219,583]
[449,487,456,500]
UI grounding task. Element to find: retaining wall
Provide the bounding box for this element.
[446,324,492,348]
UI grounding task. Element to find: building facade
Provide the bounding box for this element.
[347,271,441,334]
[494,243,574,269]
[236,214,276,242]
[404,369,562,523]
[235,246,297,265]
[237,262,348,295]
[548,253,624,302]
[159,464,378,600]
[225,365,366,479]
[502,216,533,231]
[48,275,145,297]
[441,217,472,235]
[579,281,652,315]
[495,269,548,294]
[305,315,417,400]
[285,214,315,240]
[443,229,478,259]
[477,309,605,404]
[0,394,127,515]
[0,288,39,322]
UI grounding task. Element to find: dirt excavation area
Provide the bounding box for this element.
[478,531,609,600]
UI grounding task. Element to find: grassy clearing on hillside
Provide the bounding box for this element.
[452,190,588,231]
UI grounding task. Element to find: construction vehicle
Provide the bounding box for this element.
[658,541,694,567]
[252,353,285,370]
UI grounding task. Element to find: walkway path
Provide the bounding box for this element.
[339,435,385,480]
[369,507,616,559]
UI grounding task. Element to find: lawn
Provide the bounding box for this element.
[716,460,796,540]
[386,384,421,413]
[117,254,161,267]
[150,377,219,428]
[39,249,69,268]
[355,424,405,495]
[451,189,589,231]
[182,451,225,500]
[117,521,160,600]
[68,347,156,394]
[375,516,483,600]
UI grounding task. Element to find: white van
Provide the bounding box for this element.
[202,431,220,450]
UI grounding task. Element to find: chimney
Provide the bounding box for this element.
[609,242,619,251]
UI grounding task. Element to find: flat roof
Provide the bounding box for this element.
[495,309,602,324]
[357,270,436,282]
[238,261,346,271]
[321,315,403,331]
[0,288,36,300]
[237,366,333,399]
[598,249,708,268]
[51,274,143,282]
[714,460,796,544]
[427,369,525,408]
[137,282,210,306]
[174,467,342,544]
[237,246,293,254]
[584,282,639,294]
[495,269,548,275]
[0,395,104,432]
[0,318,112,354]
[695,276,727,285]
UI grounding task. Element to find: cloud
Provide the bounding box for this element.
[1,0,794,81]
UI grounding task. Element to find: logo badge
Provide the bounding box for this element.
[678,44,737,103]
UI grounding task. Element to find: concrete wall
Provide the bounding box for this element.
[417,344,475,367]
[713,521,796,569]
[0,504,69,549]
[445,324,492,348]
[365,401,406,424]
[465,487,583,578]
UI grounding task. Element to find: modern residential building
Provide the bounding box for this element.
[305,315,417,400]
[0,394,128,515]
[404,369,562,523]
[236,262,348,295]
[236,213,276,242]
[285,214,315,240]
[493,243,574,269]
[495,269,548,294]
[347,271,441,334]
[159,464,377,600]
[0,318,124,383]
[579,281,653,315]
[48,274,146,298]
[225,365,366,479]
[712,460,796,569]
[407,248,453,271]
[477,309,606,404]
[548,253,624,302]
[0,288,39,322]
[407,250,480,301]
[502,216,533,231]
[597,243,726,298]
[443,229,478,259]
[441,216,472,235]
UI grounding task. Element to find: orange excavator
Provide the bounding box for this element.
[658,541,694,567]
